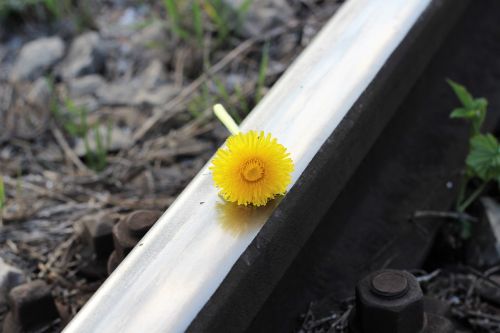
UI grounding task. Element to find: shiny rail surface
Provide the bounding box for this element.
[64,0,432,332]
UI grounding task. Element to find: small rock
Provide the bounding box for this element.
[466,197,500,267]
[140,59,167,90]
[71,96,100,113]
[97,59,174,106]
[131,22,167,48]
[9,37,65,82]
[134,84,175,106]
[130,22,170,63]
[224,73,247,92]
[97,81,137,106]
[37,143,64,162]
[27,78,51,107]
[149,165,187,195]
[119,7,139,26]
[275,33,300,59]
[60,32,105,80]
[68,74,105,98]
[224,0,293,37]
[7,280,59,331]
[97,80,175,107]
[0,258,25,309]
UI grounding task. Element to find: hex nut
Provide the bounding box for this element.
[355,270,424,333]
[125,210,162,238]
[8,280,59,330]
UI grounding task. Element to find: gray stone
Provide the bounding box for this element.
[131,22,167,48]
[71,96,100,113]
[27,78,51,107]
[0,258,25,309]
[68,74,105,97]
[60,32,105,80]
[224,0,293,37]
[97,61,174,107]
[97,82,137,106]
[140,59,167,90]
[130,22,170,62]
[134,84,175,106]
[74,125,133,156]
[9,37,65,82]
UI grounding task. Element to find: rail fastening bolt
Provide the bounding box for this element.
[351,269,424,333]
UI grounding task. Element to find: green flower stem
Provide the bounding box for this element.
[213,104,240,135]
[458,181,488,213]
[456,175,469,211]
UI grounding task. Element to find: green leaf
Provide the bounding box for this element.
[255,42,270,104]
[466,134,500,181]
[163,0,189,40]
[447,80,487,134]
[450,107,478,119]
[472,97,488,110]
[238,0,253,15]
[447,79,474,108]
[192,0,203,47]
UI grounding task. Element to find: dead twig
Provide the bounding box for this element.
[412,210,478,223]
[51,126,92,174]
[415,269,441,283]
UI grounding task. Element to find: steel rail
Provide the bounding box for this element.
[64,0,436,332]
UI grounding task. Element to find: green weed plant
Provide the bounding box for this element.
[448,79,500,238]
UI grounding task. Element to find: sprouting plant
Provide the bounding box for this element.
[448,79,498,238]
[0,176,5,225]
[85,122,112,172]
[192,0,204,47]
[0,0,94,30]
[255,42,270,104]
[163,0,252,46]
[188,81,212,118]
[214,78,242,123]
[42,0,60,17]
[50,91,111,172]
[163,0,190,40]
[201,0,231,43]
[234,84,249,116]
[61,98,90,137]
[448,80,487,136]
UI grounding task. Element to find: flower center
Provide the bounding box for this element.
[241,159,265,183]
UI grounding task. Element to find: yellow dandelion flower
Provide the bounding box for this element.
[210,130,294,206]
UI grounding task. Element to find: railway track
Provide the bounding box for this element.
[64,0,500,332]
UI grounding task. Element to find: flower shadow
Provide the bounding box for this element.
[216,196,283,238]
